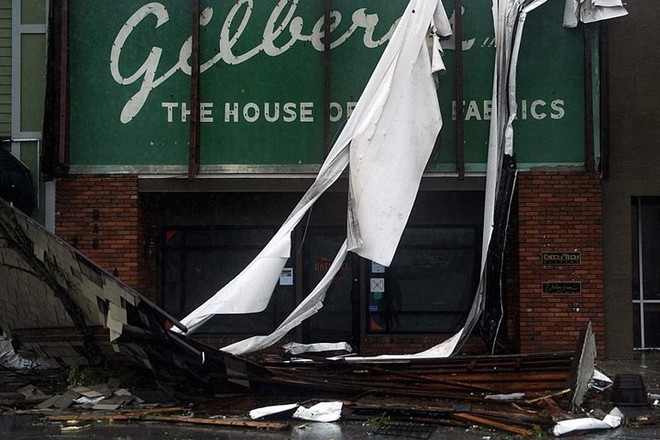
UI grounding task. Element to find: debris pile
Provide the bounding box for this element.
[0,359,656,437]
[263,351,576,398]
[0,325,659,437]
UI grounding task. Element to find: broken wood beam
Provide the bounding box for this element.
[144,415,290,430]
[451,412,535,436]
[46,413,290,431]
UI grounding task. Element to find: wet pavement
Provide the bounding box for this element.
[3,353,660,439]
[0,414,492,439]
[4,410,660,439]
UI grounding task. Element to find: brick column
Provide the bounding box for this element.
[517,172,605,356]
[55,175,146,295]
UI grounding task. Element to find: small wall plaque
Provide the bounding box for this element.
[542,252,581,266]
[542,282,581,294]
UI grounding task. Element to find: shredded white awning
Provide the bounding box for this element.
[563,0,628,28]
[176,0,629,359]
[175,0,451,343]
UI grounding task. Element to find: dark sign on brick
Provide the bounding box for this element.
[542,282,581,294]
[542,251,581,266]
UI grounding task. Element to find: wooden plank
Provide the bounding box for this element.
[144,416,290,430]
[47,413,290,431]
[451,413,535,436]
[46,407,185,421]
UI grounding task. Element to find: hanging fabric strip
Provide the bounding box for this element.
[222,0,451,356]
[343,0,547,362]
[175,0,451,339]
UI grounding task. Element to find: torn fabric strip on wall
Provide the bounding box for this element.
[176,0,452,347]
[563,0,628,28]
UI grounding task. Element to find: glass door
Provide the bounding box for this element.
[302,227,359,346]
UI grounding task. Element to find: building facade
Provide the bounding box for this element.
[6,0,654,359]
[603,2,660,359]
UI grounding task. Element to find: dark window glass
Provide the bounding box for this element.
[644,304,660,347]
[640,198,660,300]
[303,228,357,345]
[368,227,480,334]
[160,228,295,335]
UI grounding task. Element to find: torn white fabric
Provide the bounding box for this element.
[179,0,549,362]
[343,329,464,363]
[580,0,628,23]
[293,401,343,423]
[563,0,628,28]
[345,0,448,266]
[177,0,450,348]
[552,407,623,436]
[250,403,299,420]
[175,229,297,333]
[221,242,348,355]
[402,0,545,360]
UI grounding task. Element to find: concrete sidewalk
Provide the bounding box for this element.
[598,351,660,392]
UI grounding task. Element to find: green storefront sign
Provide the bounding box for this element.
[68,0,586,173]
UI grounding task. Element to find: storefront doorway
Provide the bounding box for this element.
[153,189,484,350]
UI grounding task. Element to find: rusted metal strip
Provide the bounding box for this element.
[322,0,333,154]
[583,25,595,173]
[454,0,465,178]
[188,0,201,178]
[144,416,290,430]
[58,0,70,172]
[599,23,610,179]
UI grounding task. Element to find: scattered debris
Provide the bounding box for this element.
[0,318,658,438]
[250,401,343,422]
[0,355,657,438]
[552,407,623,436]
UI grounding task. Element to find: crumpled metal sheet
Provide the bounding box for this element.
[0,197,176,368]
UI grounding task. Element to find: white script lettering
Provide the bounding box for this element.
[111,1,400,123]
[452,99,566,121]
[111,1,476,124]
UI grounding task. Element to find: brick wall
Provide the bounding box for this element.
[55,175,154,299]
[517,171,604,356]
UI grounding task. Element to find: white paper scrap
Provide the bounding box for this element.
[249,403,299,420]
[592,368,613,383]
[552,407,623,436]
[293,401,343,423]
